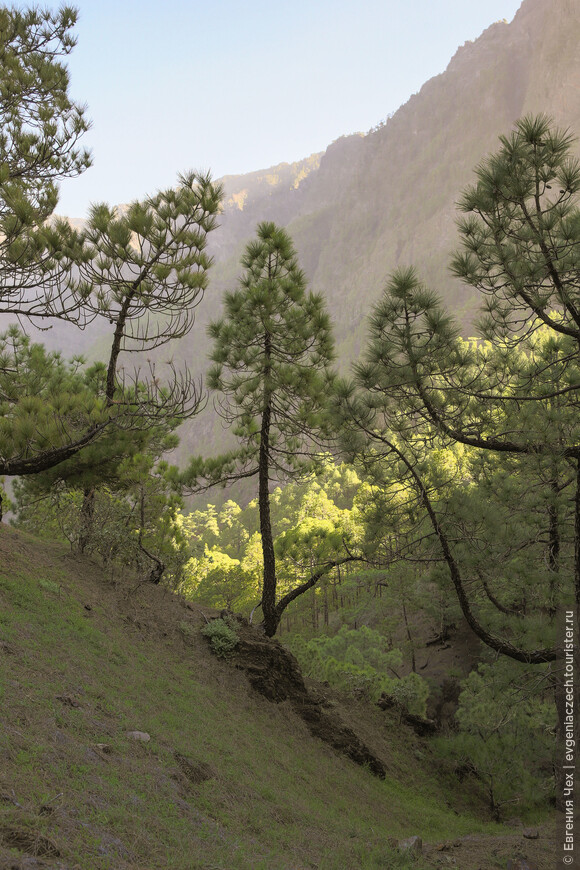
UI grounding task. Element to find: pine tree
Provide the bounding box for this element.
[0,7,222,488]
[183,222,340,635]
[0,170,222,480]
[80,171,221,407]
[337,116,580,807]
[0,5,91,322]
[0,329,106,478]
[339,116,580,662]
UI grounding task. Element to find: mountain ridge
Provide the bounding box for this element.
[200,0,580,344]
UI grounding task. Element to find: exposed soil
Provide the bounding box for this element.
[228,615,387,777]
[422,818,559,870]
[0,826,60,858]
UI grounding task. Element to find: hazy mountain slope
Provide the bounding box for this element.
[173,0,580,468]
[207,0,580,344]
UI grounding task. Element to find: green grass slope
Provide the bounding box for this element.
[0,527,555,869]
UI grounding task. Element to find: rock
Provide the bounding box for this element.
[434,841,453,851]
[95,743,112,754]
[126,730,150,742]
[84,748,103,763]
[97,832,132,860]
[402,711,438,736]
[0,791,21,807]
[174,752,216,785]
[399,835,422,855]
[522,828,539,839]
[53,730,69,747]
[55,694,81,708]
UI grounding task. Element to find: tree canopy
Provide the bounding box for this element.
[0,4,91,322]
[0,5,222,487]
[335,116,578,660]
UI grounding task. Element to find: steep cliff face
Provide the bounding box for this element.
[517,0,580,123]
[200,0,580,364]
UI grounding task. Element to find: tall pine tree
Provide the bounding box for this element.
[183,222,340,636]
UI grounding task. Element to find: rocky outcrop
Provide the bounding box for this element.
[223,618,387,779]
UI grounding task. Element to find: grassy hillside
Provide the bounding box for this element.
[0,527,557,869]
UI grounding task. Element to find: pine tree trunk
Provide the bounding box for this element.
[402,600,416,673]
[546,465,560,617]
[259,332,278,637]
[78,486,95,554]
[106,293,133,403]
[259,446,277,635]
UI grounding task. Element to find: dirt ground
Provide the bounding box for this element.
[422,817,559,869]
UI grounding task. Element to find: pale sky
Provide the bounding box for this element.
[54,0,524,217]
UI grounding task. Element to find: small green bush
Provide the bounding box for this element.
[201,618,239,657]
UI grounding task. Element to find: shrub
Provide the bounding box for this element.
[201,618,239,657]
[434,659,555,818]
[286,626,429,715]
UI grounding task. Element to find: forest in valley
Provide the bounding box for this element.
[0,5,576,857]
